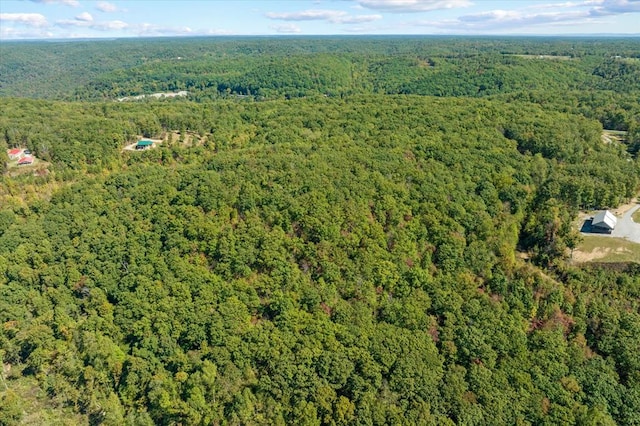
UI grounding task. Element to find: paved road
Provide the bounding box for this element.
[611,204,640,243]
[583,204,640,244]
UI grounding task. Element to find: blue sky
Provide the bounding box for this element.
[1,0,639,40]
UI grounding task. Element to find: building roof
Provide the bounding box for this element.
[17,156,34,164]
[137,140,154,146]
[8,148,22,155]
[592,210,617,230]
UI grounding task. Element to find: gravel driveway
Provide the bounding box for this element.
[583,204,640,244]
[611,204,640,243]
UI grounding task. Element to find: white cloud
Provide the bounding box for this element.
[266,9,383,24]
[51,16,233,37]
[459,9,528,23]
[523,2,588,10]
[519,0,640,20]
[0,13,48,27]
[463,9,589,27]
[56,18,128,30]
[271,23,302,33]
[75,12,93,22]
[29,0,79,7]
[412,0,639,32]
[0,26,53,39]
[55,19,85,27]
[356,0,472,13]
[93,20,129,30]
[204,28,235,35]
[266,9,348,21]
[415,9,593,32]
[341,24,389,32]
[589,0,640,15]
[134,23,193,36]
[96,2,119,13]
[337,14,383,23]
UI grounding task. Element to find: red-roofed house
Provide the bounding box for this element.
[7,148,22,160]
[17,156,34,166]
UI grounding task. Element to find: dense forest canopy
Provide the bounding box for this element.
[0,36,639,425]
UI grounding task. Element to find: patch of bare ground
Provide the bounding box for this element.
[166,130,209,147]
[512,54,573,60]
[571,234,640,264]
[571,246,631,263]
[602,133,614,144]
[602,129,627,145]
[417,59,435,68]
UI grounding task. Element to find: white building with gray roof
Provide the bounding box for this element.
[592,210,617,233]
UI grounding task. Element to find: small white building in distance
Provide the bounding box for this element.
[592,210,617,233]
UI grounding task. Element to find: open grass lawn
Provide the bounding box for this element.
[5,158,50,178]
[7,158,39,170]
[633,209,640,224]
[574,235,640,263]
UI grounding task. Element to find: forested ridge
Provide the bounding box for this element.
[2,37,640,99]
[0,37,639,425]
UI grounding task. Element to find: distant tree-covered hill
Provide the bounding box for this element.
[2,37,639,101]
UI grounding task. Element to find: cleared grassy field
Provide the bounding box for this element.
[6,157,40,170]
[633,209,640,224]
[573,235,640,263]
[5,157,50,178]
